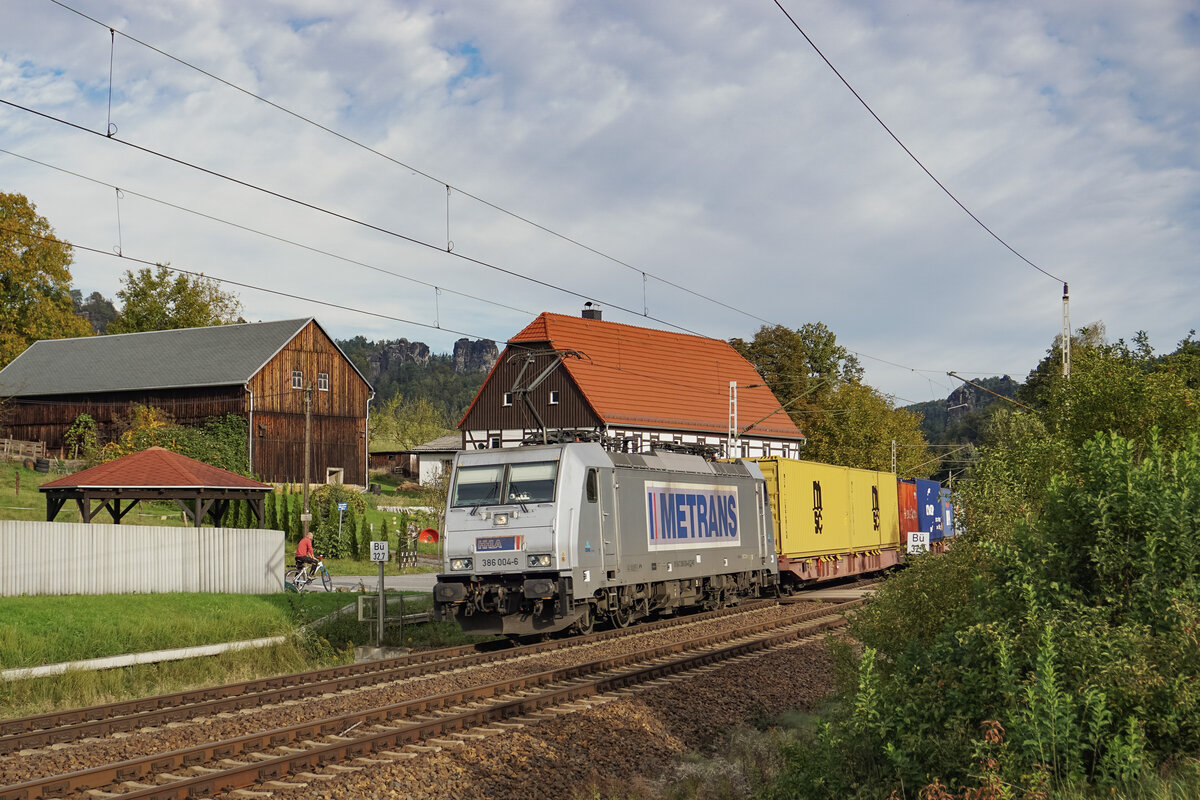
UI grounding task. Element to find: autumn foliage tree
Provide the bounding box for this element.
[0,192,93,367]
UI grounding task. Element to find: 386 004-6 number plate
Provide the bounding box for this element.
[479,556,522,568]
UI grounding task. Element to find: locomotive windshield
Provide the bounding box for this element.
[451,464,504,507]
[451,461,558,508]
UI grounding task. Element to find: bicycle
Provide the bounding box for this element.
[285,555,333,593]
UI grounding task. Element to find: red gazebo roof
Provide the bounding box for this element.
[40,447,269,490]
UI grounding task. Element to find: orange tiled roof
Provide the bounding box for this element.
[39,447,271,490]
[505,313,804,439]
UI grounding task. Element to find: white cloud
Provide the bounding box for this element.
[1,0,1196,402]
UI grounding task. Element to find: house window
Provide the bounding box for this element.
[548,390,560,405]
[490,436,502,449]
[292,370,303,389]
[503,392,513,407]
[318,372,329,391]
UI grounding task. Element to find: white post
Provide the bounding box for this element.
[727,381,737,457]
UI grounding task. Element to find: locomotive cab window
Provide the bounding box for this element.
[507,462,558,503]
[585,469,598,503]
[451,465,504,507]
[451,461,559,508]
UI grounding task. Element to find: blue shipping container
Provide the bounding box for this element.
[939,487,955,539]
[914,479,945,541]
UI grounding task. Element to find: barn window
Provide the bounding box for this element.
[318,372,329,391]
[292,370,303,389]
[503,392,513,407]
[548,390,560,405]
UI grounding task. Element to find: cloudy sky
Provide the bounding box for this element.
[1,0,1197,405]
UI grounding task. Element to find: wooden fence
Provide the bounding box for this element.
[0,438,45,461]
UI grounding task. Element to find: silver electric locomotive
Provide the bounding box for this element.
[432,442,779,636]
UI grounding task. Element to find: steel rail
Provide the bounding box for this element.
[0,600,857,800]
[0,599,776,754]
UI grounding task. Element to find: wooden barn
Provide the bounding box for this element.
[459,309,806,457]
[0,318,373,485]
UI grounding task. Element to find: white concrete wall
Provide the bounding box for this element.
[0,521,285,596]
[419,458,451,486]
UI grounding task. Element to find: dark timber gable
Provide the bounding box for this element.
[460,348,600,446]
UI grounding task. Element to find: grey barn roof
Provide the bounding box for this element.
[0,318,369,397]
[409,433,464,453]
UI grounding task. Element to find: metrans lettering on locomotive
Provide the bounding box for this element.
[645,481,740,548]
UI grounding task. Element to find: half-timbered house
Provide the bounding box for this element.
[459,309,806,457]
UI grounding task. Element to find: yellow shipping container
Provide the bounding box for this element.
[754,458,900,559]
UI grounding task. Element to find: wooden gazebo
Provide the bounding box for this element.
[39,447,272,527]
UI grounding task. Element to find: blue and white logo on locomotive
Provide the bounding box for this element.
[645,481,740,550]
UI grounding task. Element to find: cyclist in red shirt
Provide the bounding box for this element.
[296,530,318,570]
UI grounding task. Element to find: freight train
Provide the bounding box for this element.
[432,442,955,637]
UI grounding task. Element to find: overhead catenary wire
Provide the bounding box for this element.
[0,224,489,342]
[45,0,778,330]
[0,96,711,338]
[0,224,783,409]
[0,111,1013,404]
[34,0,1009,392]
[0,147,535,318]
[772,0,1067,286]
[4,14,1031,400]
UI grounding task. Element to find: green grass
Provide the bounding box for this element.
[0,463,84,522]
[0,632,353,719]
[0,592,352,669]
[0,590,489,719]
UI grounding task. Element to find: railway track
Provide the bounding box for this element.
[0,598,861,800]
[0,599,784,756]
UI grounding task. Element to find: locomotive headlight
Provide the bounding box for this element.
[493,513,508,526]
[527,553,553,568]
[450,558,473,571]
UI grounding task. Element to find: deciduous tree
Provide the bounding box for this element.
[107,265,243,334]
[730,322,863,409]
[802,381,934,475]
[0,192,93,367]
[370,394,452,451]
[730,323,930,472]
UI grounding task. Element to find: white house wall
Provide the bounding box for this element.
[462,426,804,459]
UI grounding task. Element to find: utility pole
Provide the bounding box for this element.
[891,440,897,474]
[302,382,312,538]
[1061,282,1071,379]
